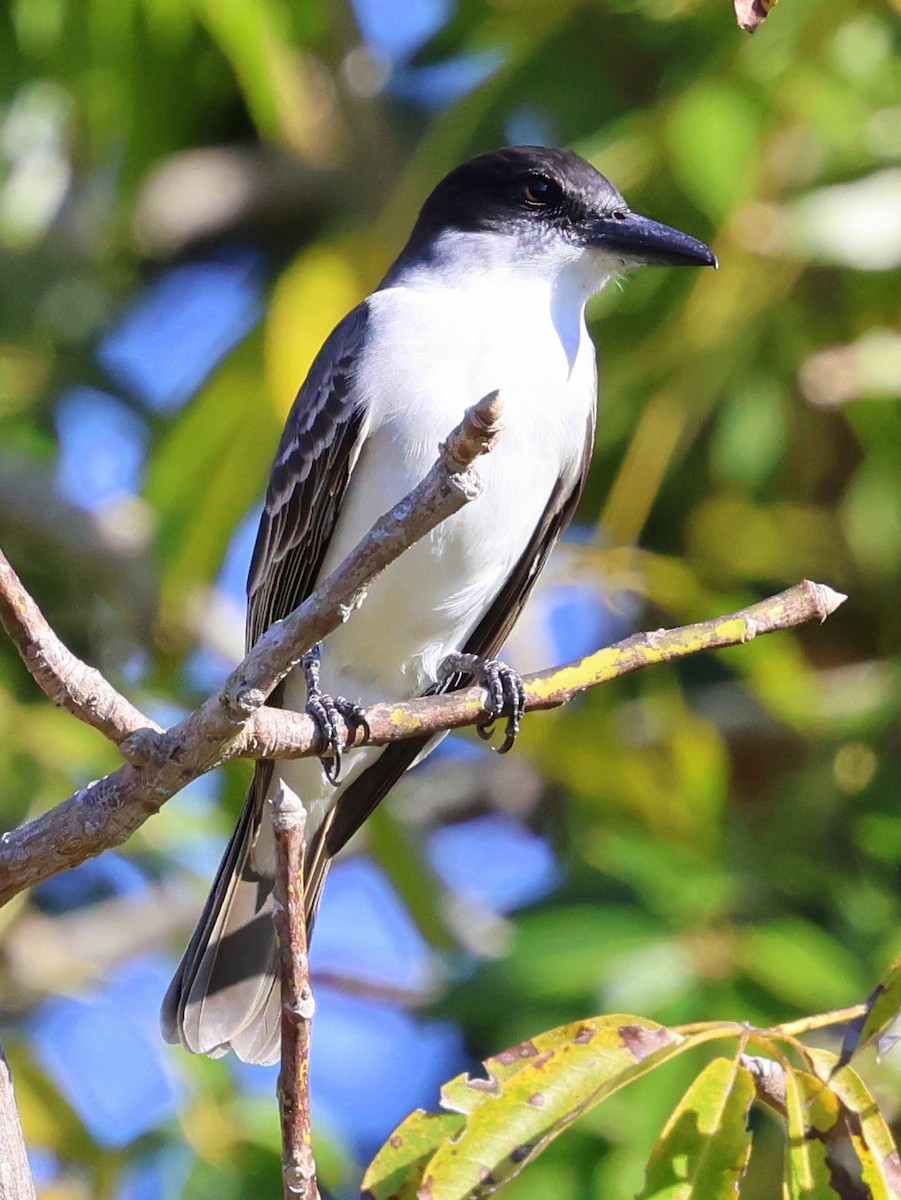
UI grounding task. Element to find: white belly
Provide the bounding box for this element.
[279,274,597,815]
[306,279,594,693]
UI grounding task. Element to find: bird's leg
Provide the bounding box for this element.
[301,644,367,785]
[438,652,527,755]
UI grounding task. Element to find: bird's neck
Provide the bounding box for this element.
[387,229,613,302]
[384,229,612,367]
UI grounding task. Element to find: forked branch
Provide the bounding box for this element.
[0,388,845,911]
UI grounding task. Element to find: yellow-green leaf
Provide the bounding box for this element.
[145,334,279,635]
[418,1015,695,1200]
[784,1062,837,1199]
[810,1049,901,1199]
[362,1111,465,1200]
[193,0,306,145]
[835,955,901,1072]
[637,1055,754,1199]
[264,240,370,420]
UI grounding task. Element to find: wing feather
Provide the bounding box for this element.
[246,302,370,649]
[162,302,372,1055]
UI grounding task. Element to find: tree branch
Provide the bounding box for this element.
[0,573,845,908]
[0,1044,36,1200]
[0,389,848,912]
[0,393,504,905]
[237,579,846,759]
[272,791,319,1200]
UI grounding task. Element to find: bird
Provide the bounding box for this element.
[162,145,716,1064]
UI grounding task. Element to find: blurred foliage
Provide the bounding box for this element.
[1,0,901,1196]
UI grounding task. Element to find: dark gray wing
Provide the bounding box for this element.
[244,298,370,887]
[246,301,371,650]
[162,302,372,1050]
[322,407,597,861]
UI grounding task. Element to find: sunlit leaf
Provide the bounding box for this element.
[362,1111,465,1200]
[265,241,370,420]
[636,1055,754,1199]
[809,1049,901,1200]
[415,1016,699,1200]
[6,1044,96,1166]
[783,1061,836,1199]
[145,335,279,635]
[835,955,901,1072]
[193,0,310,147]
[665,84,761,221]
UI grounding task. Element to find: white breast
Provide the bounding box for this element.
[296,264,597,707]
[280,253,596,748]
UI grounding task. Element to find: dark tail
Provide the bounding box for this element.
[161,739,423,1063]
[164,765,314,1064]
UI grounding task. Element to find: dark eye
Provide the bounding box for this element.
[612,209,628,220]
[520,175,559,207]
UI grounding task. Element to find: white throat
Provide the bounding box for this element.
[394,228,615,370]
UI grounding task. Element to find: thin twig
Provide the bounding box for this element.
[774,1004,867,1039]
[272,791,318,1200]
[239,580,847,759]
[0,1043,36,1200]
[216,389,504,721]
[308,970,438,1009]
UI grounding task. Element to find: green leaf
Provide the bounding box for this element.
[738,919,863,1012]
[192,0,303,142]
[783,1062,837,1200]
[665,83,761,222]
[636,1055,754,1199]
[362,1111,465,1200]
[491,904,662,1005]
[365,807,457,952]
[750,1059,853,1199]
[809,1049,901,1199]
[835,954,901,1072]
[417,1015,695,1200]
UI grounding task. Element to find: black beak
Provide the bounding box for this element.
[586,211,717,268]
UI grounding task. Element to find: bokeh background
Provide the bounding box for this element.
[1,0,900,1195]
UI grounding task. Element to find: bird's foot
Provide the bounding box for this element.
[302,647,367,785]
[439,652,526,754]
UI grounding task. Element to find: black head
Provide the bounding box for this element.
[397,145,716,272]
[413,146,624,240]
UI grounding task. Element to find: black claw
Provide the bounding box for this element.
[305,692,340,783]
[302,646,366,785]
[440,653,526,754]
[495,661,526,754]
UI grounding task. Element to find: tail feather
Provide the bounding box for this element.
[162,768,280,1063]
[228,983,282,1064]
[301,809,336,941]
[161,765,334,1066]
